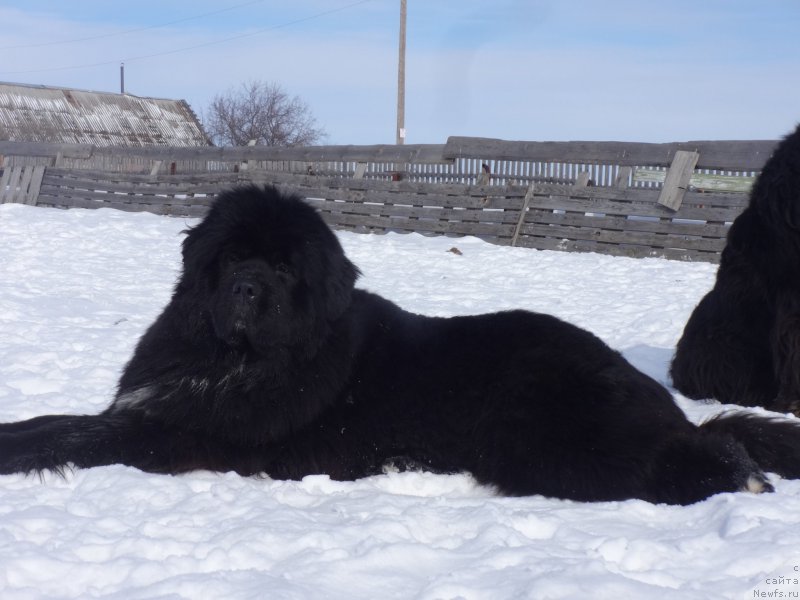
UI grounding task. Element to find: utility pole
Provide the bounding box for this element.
[120,62,125,94]
[396,0,406,145]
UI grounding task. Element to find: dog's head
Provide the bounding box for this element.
[179,185,359,356]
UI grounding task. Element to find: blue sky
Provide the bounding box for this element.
[1,0,799,144]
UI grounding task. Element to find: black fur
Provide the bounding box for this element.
[3,185,800,505]
[671,124,800,414]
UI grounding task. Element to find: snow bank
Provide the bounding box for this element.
[1,204,799,599]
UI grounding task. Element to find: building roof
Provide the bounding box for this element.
[0,82,210,147]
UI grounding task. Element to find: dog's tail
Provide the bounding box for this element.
[700,411,800,479]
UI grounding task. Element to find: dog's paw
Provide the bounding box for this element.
[773,394,800,417]
[741,472,774,494]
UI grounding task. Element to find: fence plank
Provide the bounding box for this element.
[513,234,717,262]
[25,166,45,205]
[443,136,777,170]
[1,137,777,171]
[0,167,13,203]
[311,208,516,239]
[614,166,632,188]
[305,197,518,224]
[634,168,755,193]
[524,209,730,239]
[0,141,451,165]
[518,221,724,253]
[657,150,700,211]
[525,193,742,222]
[4,167,23,203]
[14,165,35,203]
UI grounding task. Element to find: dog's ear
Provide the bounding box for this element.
[781,184,800,232]
[752,124,800,230]
[324,254,360,319]
[177,220,221,292]
[287,243,359,359]
[753,169,800,231]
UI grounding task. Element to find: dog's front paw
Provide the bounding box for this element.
[773,394,800,417]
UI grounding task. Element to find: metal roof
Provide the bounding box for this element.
[0,82,210,147]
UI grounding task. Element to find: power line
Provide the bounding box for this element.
[0,0,374,75]
[0,0,268,51]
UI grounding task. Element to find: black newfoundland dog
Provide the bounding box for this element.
[672,124,800,414]
[3,185,800,505]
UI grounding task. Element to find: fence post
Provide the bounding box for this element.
[575,171,592,187]
[511,183,535,247]
[615,166,632,189]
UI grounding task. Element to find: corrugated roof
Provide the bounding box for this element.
[0,82,210,147]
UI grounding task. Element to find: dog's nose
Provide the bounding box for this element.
[232,278,261,302]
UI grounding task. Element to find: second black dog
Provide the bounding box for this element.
[672,124,800,415]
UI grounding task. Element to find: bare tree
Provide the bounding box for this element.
[203,81,326,147]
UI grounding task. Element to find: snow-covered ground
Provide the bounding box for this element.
[2,203,800,599]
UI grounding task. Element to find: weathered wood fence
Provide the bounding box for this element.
[0,136,777,262]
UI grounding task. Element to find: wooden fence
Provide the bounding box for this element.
[0,136,777,262]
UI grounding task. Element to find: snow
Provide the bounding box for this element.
[2,203,800,599]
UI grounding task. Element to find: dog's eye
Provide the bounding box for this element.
[275,262,292,277]
[225,250,245,264]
